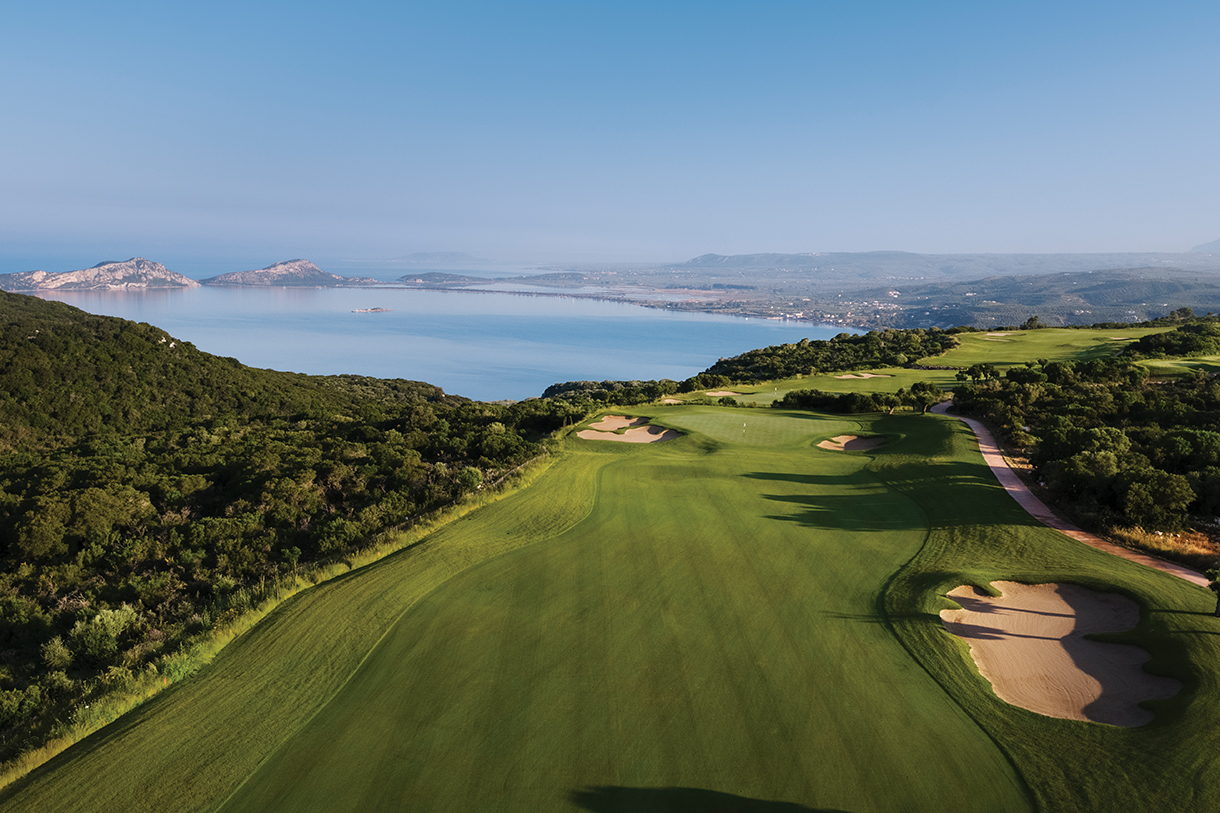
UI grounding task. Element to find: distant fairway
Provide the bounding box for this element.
[5,406,1220,813]
[923,327,1168,369]
[723,327,1178,405]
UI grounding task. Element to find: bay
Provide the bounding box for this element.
[35,287,847,401]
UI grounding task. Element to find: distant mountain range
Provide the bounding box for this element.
[200,259,377,287]
[1191,238,1220,253]
[674,251,1220,281]
[0,258,199,292]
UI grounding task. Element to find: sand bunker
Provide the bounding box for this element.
[704,390,741,397]
[1109,337,1132,340]
[578,416,680,444]
[986,332,1013,336]
[662,398,682,405]
[578,425,680,443]
[586,415,649,431]
[817,434,885,452]
[833,373,893,380]
[941,581,1180,726]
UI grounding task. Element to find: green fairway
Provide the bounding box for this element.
[726,368,960,404]
[1139,354,1220,377]
[4,406,1219,812]
[719,327,1177,405]
[922,327,1168,369]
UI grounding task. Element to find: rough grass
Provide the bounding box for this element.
[5,407,1220,813]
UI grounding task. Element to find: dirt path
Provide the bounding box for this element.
[931,402,1207,587]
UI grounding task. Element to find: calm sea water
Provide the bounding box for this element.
[36,287,847,401]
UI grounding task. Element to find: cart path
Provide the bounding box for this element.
[931,402,1208,587]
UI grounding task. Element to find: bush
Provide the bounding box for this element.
[40,635,72,670]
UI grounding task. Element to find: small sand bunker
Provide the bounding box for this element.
[704,390,741,397]
[578,416,681,444]
[833,373,893,380]
[587,415,649,431]
[817,434,885,452]
[941,582,1180,726]
[1109,337,1132,340]
[986,332,1013,336]
[662,398,682,404]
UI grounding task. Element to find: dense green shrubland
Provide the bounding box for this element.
[953,328,1220,544]
[702,328,960,381]
[774,380,948,414]
[0,292,588,765]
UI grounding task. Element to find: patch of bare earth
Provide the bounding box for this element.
[941,581,1180,726]
[817,434,885,452]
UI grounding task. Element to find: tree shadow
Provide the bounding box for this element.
[569,786,849,812]
[758,491,928,532]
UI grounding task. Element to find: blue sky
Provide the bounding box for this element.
[2,1,1218,270]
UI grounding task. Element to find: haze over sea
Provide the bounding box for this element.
[35,283,840,401]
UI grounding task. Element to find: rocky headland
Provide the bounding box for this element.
[200,259,377,287]
[0,258,199,291]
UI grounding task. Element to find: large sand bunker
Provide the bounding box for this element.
[578,416,681,444]
[704,390,741,397]
[833,373,893,380]
[587,415,649,431]
[941,581,1180,726]
[817,434,885,452]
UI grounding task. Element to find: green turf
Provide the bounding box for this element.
[922,327,1168,369]
[217,410,1028,813]
[726,368,961,404]
[714,327,1177,405]
[4,406,1219,813]
[1138,355,1220,377]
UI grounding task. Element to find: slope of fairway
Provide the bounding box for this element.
[0,456,605,813]
[869,414,1220,812]
[650,406,851,446]
[218,410,1029,813]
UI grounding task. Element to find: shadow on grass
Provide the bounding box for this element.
[569,786,848,812]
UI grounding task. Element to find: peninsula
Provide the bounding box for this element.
[200,259,378,287]
[0,258,199,291]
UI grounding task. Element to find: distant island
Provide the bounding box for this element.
[0,258,199,291]
[397,271,489,285]
[200,259,378,287]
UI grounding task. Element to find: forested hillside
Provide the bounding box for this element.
[953,322,1220,562]
[703,327,961,380]
[0,292,584,765]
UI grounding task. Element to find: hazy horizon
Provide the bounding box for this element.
[4,2,1218,267]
